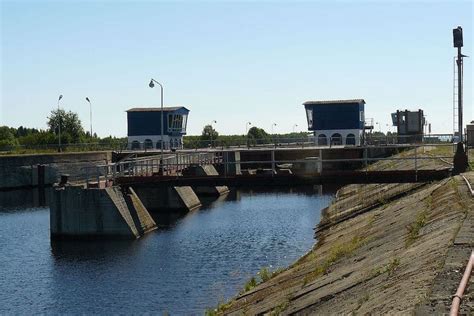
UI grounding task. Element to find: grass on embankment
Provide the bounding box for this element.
[210,147,472,314]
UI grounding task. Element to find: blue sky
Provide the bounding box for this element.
[1,0,472,136]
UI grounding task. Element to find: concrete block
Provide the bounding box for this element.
[125,187,157,235]
[174,186,202,211]
[182,164,230,196]
[132,185,202,212]
[50,184,156,240]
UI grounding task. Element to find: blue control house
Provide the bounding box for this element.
[303,99,365,146]
[127,106,189,150]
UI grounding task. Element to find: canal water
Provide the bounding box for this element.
[0,186,333,314]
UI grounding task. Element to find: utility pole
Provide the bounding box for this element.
[457,45,463,142]
[453,26,467,142]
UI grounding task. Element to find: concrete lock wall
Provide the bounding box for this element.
[0,152,112,190]
[238,147,402,174]
[50,185,156,239]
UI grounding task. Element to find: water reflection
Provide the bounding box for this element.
[0,188,51,212]
[51,239,138,261]
[1,185,335,314]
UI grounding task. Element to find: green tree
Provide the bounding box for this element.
[0,126,19,149]
[247,126,270,145]
[200,124,219,141]
[18,130,56,146]
[47,109,85,143]
[14,126,39,138]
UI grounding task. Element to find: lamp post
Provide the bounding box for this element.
[246,122,252,134]
[85,97,92,138]
[271,123,277,145]
[453,26,468,142]
[149,78,164,160]
[293,124,298,133]
[210,120,217,148]
[57,94,63,152]
[246,122,252,148]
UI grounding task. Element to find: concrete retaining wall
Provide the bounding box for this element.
[237,147,402,173]
[0,152,112,190]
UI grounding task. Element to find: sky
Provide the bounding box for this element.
[1,0,472,137]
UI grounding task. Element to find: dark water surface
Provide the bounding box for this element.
[0,187,333,314]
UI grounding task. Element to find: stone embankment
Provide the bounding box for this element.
[216,147,473,314]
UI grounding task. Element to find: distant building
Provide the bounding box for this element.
[126,106,189,150]
[303,99,365,146]
[391,109,424,143]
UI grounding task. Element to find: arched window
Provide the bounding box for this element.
[346,133,356,145]
[331,133,342,145]
[144,139,153,149]
[131,140,140,150]
[156,140,162,149]
[318,134,328,146]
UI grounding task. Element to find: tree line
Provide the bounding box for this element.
[0,109,125,151]
[1,108,396,152]
[184,125,312,148]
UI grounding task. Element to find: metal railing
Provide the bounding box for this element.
[1,133,466,154]
[81,143,458,187]
[130,134,460,151]
[82,151,220,187]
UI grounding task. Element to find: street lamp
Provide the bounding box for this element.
[271,123,277,134]
[149,78,164,159]
[85,97,92,138]
[271,123,277,145]
[293,124,298,133]
[210,120,217,148]
[58,94,63,152]
[246,122,252,134]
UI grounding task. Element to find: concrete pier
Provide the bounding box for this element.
[182,164,230,196]
[132,185,202,212]
[50,184,156,240]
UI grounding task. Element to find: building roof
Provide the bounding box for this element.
[303,99,365,106]
[126,106,189,112]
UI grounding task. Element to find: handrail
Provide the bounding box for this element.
[81,151,220,187]
[450,251,474,315]
[0,133,462,153]
[450,175,473,315]
[81,144,455,187]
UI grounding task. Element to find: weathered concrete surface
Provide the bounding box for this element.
[132,185,201,212]
[415,172,474,315]
[217,149,473,315]
[50,185,156,239]
[174,186,202,210]
[238,146,402,172]
[124,187,157,235]
[182,164,229,196]
[0,151,111,189]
